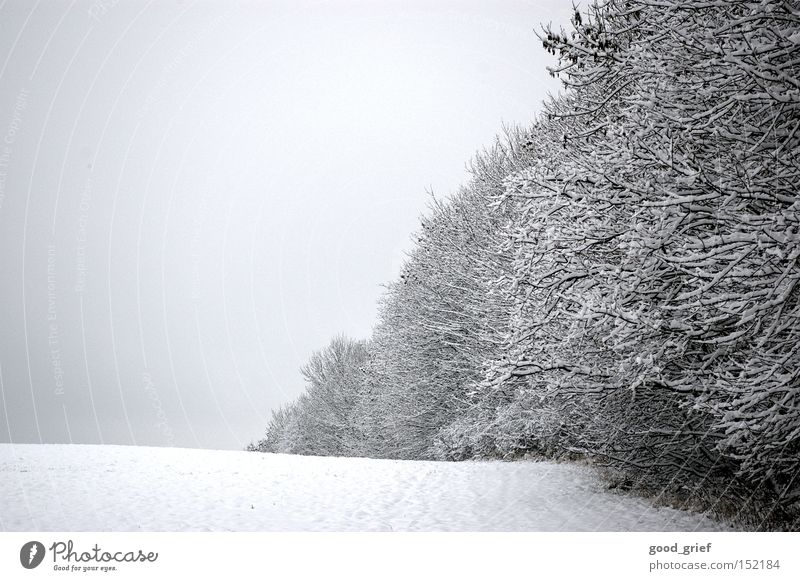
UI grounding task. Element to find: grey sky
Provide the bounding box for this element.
[0,0,573,450]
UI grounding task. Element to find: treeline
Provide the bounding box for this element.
[250,0,800,528]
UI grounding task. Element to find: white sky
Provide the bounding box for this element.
[0,0,574,449]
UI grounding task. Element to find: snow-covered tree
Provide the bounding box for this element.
[253,336,369,456]
[490,0,799,512]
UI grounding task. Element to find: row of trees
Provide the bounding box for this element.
[251,0,799,528]
[248,336,369,456]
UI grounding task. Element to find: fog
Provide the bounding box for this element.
[0,0,572,449]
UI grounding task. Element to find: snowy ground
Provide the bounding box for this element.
[0,444,731,531]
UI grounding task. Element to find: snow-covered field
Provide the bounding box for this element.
[0,444,730,531]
